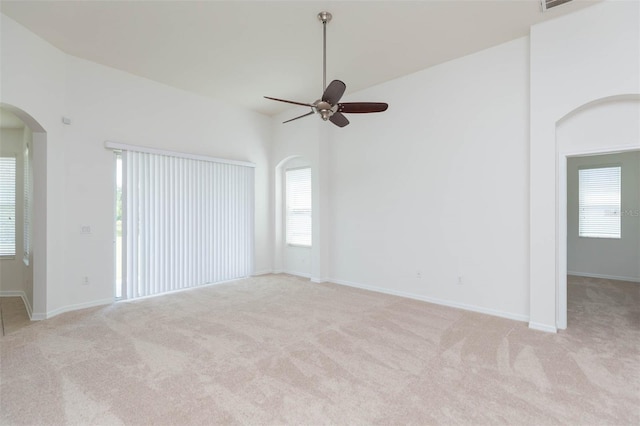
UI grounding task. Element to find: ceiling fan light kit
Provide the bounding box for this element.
[264,11,388,128]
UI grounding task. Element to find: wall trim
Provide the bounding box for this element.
[252,269,273,276]
[117,277,249,305]
[45,298,114,319]
[0,290,33,320]
[328,277,529,323]
[285,270,312,279]
[23,293,33,319]
[529,322,558,333]
[568,271,640,283]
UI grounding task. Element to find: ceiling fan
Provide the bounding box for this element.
[264,11,388,128]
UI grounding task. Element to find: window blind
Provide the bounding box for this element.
[578,166,621,239]
[0,156,16,257]
[123,150,254,299]
[286,167,312,246]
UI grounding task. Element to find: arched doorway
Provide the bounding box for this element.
[0,104,47,320]
[556,95,640,329]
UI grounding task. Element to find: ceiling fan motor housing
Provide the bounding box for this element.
[317,11,332,23]
[314,100,334,121]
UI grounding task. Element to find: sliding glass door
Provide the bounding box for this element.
[114,146,254,300]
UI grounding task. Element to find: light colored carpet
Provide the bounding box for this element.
[1,274,638,425]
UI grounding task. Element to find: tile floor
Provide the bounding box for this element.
[0,297,30,336]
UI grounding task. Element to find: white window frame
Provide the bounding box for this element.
[0,155,17,259]
[285,167,312,247]
[578,165,622,239]
[23,143,32,265]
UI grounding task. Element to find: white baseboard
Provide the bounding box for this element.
[327,278,529,324]
[45,298,114,319]
[22,294,33,319]
[252,269,273,276]
[0,290,26,298]
[118,277,250,305]
[0,290,34,320]
[529,322,558,333]
[568,271,640,283]
[310,277,328,284]
[284,270,312,279]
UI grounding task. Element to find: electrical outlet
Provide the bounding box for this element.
[457,276,464,285]
[416,271,422,279]
[83,276,90,285]
[81,226,91,234]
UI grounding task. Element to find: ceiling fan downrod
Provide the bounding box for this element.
[318,11,332,93]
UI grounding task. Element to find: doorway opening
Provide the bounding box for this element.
[556,96,640,329]
[0,103,47,320]
[565,150,639,323]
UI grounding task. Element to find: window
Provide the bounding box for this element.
[23,143,32,264]
[0,156,17,257]
[286,167,312,246]
[579,166,621,239]
[114,151,123,298]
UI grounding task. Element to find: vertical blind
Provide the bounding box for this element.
[0,156,16,257]
[286,167,312,246]
[579,166,621,239]
[123,150,254,299]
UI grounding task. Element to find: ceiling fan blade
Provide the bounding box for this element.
[338,102,389,114]
[264,96,314,108]
[329,112,349,128]
[322,80,346,105]
[283,111,315,124]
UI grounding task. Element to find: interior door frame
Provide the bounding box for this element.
[557,145,640,329]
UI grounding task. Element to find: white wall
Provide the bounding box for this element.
[529,0,640,331]
[1,14,273,318]
[271,1,639,329]
[1,14,66,318]
[325,37,530,321]
[0,129,24,294]
[58,55,272,314]
[567,151,640,282]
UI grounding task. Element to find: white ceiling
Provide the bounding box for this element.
[1,1,597,116]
